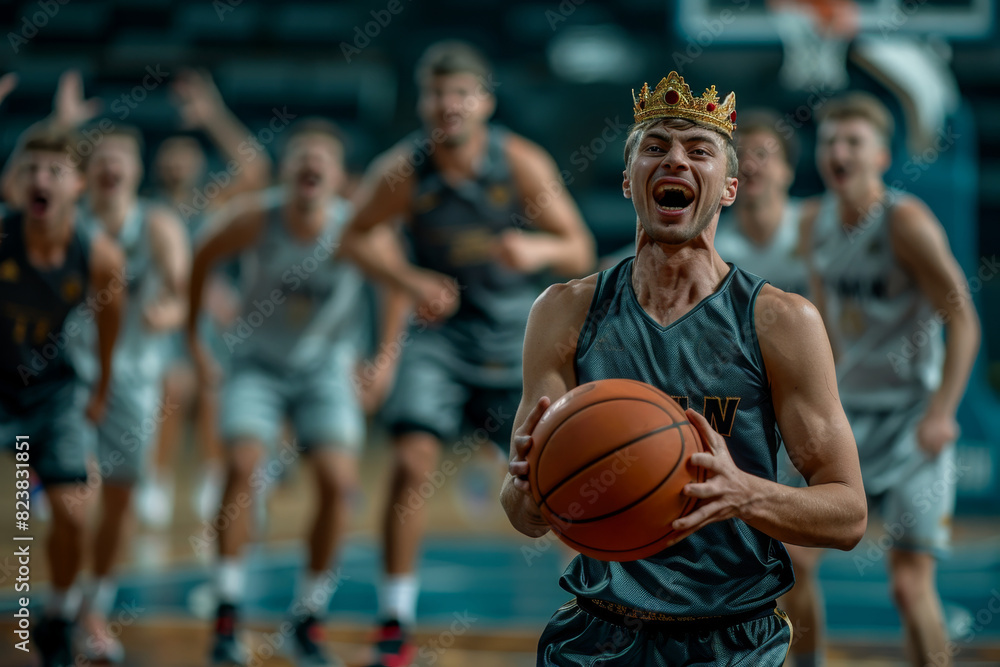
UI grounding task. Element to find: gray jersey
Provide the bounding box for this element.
[67,200,170,385]
[716,199,809,296]
[811,192,943,411]
[227,190,364,372]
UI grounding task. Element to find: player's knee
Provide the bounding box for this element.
[225,444,262,486]
[314,463,356,502]
[394,442,441,482]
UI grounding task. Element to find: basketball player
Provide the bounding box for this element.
[0,122,124,667]
[797,92,980,667]
[716,109,808,297]
[337,41,595,664]
[148,68,273,525]
[189,119,365,667]
[501,71,868,665]
[65,125,189,662]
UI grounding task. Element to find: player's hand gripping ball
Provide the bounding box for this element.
[526,379,706,561]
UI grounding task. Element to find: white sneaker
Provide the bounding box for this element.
[137,475,174,528]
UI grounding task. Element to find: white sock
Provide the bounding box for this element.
[215,558,245,605]
[89,577,119,618]
[291,569,338,617]
[378,574,418,626]
[46,585,83,620]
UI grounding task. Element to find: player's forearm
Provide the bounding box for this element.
[187,254,211,340]
[94,294,123,398]
[500,475,551,538]
[741,477,866,550]
[204,111,271,187]
[929,305,981,417]
[340,228,420,297]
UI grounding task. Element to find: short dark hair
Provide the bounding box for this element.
[283,117,345,157]
[415,40,492,85]
[817,91,894,146]
[15,121,85,170]
[624,117,738,178]
[735,109,799,168]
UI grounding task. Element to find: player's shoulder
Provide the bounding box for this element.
[754,284,824,339]
[887,193,938,230]
[503,131,557,172]
[531,274,599,320]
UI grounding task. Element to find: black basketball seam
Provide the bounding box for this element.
[538,417,689,506]
[545,422,705,556]
[533,393,686,500]
[545,431,687,524]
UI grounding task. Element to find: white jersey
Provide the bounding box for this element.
[811,192,943,410]
[716,199,809,297]
[227,189,365,372]
[67,200,171,385]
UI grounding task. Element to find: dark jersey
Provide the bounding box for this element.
[405,125,540,378]
[0,212,92,408]
[564,257,794,616]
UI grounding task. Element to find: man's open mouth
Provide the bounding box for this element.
[653,181,695,211]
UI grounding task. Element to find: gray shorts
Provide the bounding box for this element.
[0,380,93,486]
[221,346,363,452]
[847,404,955,557]
[93,377,163,485]
[381,336,520,454]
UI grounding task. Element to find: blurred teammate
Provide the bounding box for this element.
[716,109,807,296]
[338,40,595,665]
[65,126,188,662]
[190,119,365,667]
[799,92,980,667]
[0,121,124,667]
[148,69,272,525]
[501,71,867,665]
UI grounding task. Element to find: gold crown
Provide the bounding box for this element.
[632,71,737,138]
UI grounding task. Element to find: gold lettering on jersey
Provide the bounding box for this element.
[32,318,49,345]
[487,184,511,208]
[839,299,866,338]
[414,192,439,214]
[703,396,741,437]
[61,275,83,302]
[448,228,494,266]
[670,395,689,411]
[0,259,19,282]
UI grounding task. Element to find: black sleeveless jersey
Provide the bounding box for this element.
[563,257,794,615]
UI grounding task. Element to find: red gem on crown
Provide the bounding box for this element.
[706,103,716,112]
[664,90,680,105]
[730,111,737,122]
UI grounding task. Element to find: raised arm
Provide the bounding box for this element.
[501,135,596,277]
[143,206,190,332]
[171,69,272,194]
[86,232,126,422]
[500,276,595,536]
[889,197,981,455]
[672,287,867,550]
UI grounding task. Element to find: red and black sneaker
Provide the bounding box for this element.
[370,619,415,667]
[290,614,343,667]
[210,603,247,667]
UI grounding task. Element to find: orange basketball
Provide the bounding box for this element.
[526,378,706,562]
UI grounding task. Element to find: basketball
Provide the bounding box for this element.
[526,379,706,562]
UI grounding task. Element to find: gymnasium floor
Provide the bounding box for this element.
[2,433,1000,666]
